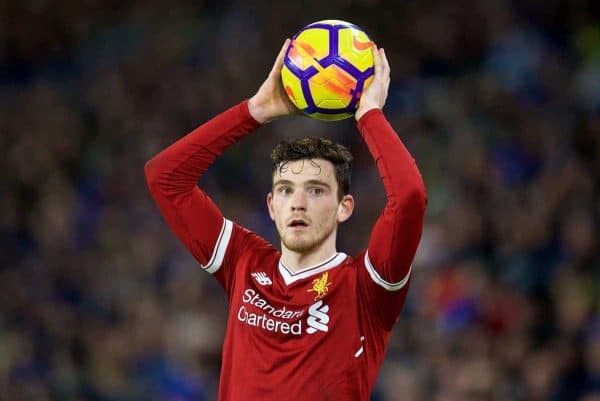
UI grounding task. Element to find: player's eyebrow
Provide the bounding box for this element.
[273,179,294,188]
[272,179,331,189]
[304,180,331,189]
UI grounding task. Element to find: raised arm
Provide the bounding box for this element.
[358,110,426,286]
[145,39,298,282]
[144,101,261,270]
[356,45,427,328]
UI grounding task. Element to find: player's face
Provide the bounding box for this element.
[267,158,354,254]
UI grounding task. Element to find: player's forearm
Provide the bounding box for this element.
[357,109,426,214]
[144,100,261,196]
[357,109,426,282]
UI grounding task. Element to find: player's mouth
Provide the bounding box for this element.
[287,219,310,230]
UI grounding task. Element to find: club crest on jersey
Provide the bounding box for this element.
[307,272,332,301]
[251,272,272,286]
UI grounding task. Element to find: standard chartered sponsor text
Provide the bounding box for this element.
[237,289,305,335]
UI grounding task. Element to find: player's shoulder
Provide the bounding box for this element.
[343,250,367,269]
[231,222,272,246]
[321,250,366,281]
[231,222,279,260]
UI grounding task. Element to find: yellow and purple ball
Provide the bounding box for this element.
[281,20,375,121]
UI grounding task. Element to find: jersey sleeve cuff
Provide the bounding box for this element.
[202,218,234,274]
[363,251,411,291]
[241,99,263,128]
[356,108,384,130]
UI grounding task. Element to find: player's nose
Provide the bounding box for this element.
[291,190,307,211]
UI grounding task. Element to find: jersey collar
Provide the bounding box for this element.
[278,252,347,285]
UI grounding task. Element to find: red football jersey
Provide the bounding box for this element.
[145,101,426,401]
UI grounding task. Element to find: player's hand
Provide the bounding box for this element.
[355,44,390,121]
[248,39,300,123]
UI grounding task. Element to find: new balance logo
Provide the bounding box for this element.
[251,272,272,286]
[306,300,329,334]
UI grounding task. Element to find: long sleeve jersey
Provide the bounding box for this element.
[145,101,426,401]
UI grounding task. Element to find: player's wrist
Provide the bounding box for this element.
[355,104,380,121]
[248,95,273,124]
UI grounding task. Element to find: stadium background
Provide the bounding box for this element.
[1,0,599,400]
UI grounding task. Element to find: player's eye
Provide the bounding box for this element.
[278,186,293,195]
[308,187,324,196]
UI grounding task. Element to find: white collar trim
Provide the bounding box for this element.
[278,252,347,285]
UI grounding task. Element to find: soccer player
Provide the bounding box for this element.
[145,39,426,401]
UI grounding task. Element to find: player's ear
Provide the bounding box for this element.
[267,192,275,221]
[336,194,354,223]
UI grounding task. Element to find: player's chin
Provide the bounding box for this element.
[282,236,315,253]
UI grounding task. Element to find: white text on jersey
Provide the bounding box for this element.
[242,289,304,319]
[237,289,306,335]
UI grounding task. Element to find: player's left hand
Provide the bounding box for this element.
[248,39,301,123]
[355,44,390,121]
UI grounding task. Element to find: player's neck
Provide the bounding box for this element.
[280,240,338,273]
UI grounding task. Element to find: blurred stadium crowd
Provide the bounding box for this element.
[1,0,599,400]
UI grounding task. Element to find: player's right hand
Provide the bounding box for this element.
[248,39,301,123]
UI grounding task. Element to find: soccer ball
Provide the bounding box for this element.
[281,20,375,121]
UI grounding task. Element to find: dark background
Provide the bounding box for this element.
[1,1,599,400]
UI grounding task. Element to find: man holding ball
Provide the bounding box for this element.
[145,38,426,401]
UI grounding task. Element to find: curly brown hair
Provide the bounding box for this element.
[270,137,353,201]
